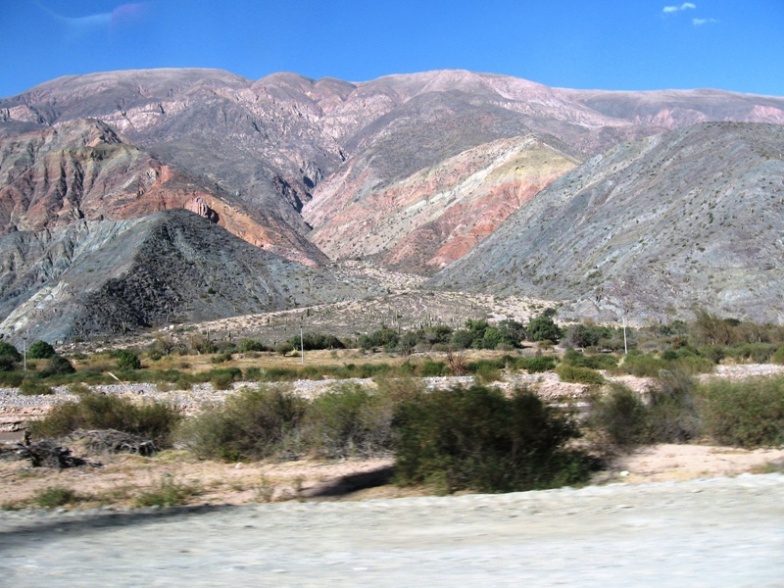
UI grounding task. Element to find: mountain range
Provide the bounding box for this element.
[1,68,783,341]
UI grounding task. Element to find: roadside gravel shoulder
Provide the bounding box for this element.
[2,474,783,587]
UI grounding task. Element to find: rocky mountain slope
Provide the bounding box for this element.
[0,210,382,343]
[2,68,784,339]
[430,122,784,324]
[306,135,579,273]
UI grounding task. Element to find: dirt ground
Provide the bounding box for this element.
[2,442,784,510]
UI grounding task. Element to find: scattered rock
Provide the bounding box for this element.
[13,440,88,469]
[67,429,157,457]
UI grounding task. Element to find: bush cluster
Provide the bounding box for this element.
[562,348,618,370]
[176,381,597,494]
[616,350,713,378]
[590,370,783,450]
[18,379,54,396]
[277,332,346,354]
[591,370,701,449]
[393,385,595,493]
[176,384,398,461]
[0,342,21,372]
[30,393,182,446]
[700,376,784,447]
[356,314,554,353]
[556,364,605,386]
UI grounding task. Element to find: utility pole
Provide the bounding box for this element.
[300,322,305,365]
[622,316,628,355]
[22,336,27,372]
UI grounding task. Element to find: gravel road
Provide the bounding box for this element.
[2,474,782,587]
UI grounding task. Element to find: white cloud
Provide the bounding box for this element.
[693,17,718,26]
[663,3,697,13]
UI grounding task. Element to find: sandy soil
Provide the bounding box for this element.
[2,442,783,510]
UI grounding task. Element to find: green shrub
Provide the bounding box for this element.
[115,350,141,370]
[67,382,92,396]
[566,324,612,349]
[0,341,21,365]
[301,384,395,458]
[617,353,666,377]
[773,347,784,365]
[0,355,17,372]
[211,352,233,364]
[27,340,56,359]
[34,486,86,509]
[672,354,715,375]
[41,355,76,377]
[646,370,702,443]
[698,345,725,364]
[589,384,650,449]
[238,339,268,353]
[591,372,701,448]
[189,334,216,355]
[444,319,523,351]
[257,367,298,381]
[208,367,243,390]
[691,310,737,346]
[288,332,346,351]
[726,343,778,363]
[556,364,605,386]
[355,363,391,378]
[134,476,201,508]
[496,320,526,348]
[358,327,399,351]
[373,375,426,402]
[617,351,712,377]
[513,356,557,373]
[562,348,618,370]
[418,360,448,377]
[29,393,182,446]
[18,379,54,396]
[392,385,593,493]
[469,360,503,384]
[450,329,476,350]
[0,371,24,386]
[176,386,307,461]
[699,376,784,447]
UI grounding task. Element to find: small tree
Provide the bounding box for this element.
[0,342,21,367]
[528,312,562,343]
[566,324,611,349]
[28,340,57,359]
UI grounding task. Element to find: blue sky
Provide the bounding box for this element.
[1,1,782,99]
